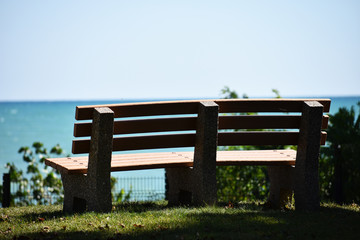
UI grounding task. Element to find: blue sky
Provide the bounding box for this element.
[0,0,359,101]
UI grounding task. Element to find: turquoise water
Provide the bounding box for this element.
[1,97,359,178]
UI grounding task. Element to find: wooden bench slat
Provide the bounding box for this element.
[45,150,297,174]
[72,134,196,154]
[219,115,329,130]
[73,130,327,154]
[76,101,200,120]
[113,134,196,151]
[215,99,330,113]
[321,131,327,145]
[74,115,329,138]
[218,131,327,146]
[218,132,299,146]
[74,117,197,137]
[216,149,296,166]
[322,115,329,129]
[46,152,186,170]
[75,99,331,120]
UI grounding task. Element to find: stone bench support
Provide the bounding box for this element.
[166,101,219,206]
[294,101,324,210]
[62,107,114,213]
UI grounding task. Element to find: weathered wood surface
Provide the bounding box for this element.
[75,99,330,120]
[72,131,327,154]
[74,115,329,137]
[45,149,296,174]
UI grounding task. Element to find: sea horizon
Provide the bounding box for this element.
[1,94,359,103]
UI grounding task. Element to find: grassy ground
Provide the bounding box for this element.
[1,201,360,240]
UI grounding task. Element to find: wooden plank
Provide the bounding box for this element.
[321,131,327,145]
[74,117,197,137]
[76,101,199,120]
[219,115,301,129]
[45,149,297,174]
[322,115,329,129]
[46,152,193,174]
[73,122,91,137]
[216,159,295,166]
[216,149,296,166]
[72,140,90,154]
[218,131,328,146]
[112,134,196,151]
[74,114,329,137]
[218,131,299,146]
[73,129,327,154]
[45,152,184,170]
[75,99,331,120]
[215,99,331,113]
[219,115,329,130]
[72,133,196,154]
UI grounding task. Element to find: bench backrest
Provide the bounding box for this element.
[72,99,331,155]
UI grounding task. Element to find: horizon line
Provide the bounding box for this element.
[0,94,359,103]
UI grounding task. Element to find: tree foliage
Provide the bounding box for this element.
[320,103,360,203]
[1,142,130,206]
[2,142,65,206]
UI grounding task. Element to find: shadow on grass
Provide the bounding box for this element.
[7,202,360,240]
[15,202,166,220]
[113,201,169,213]
[9,207,64,222]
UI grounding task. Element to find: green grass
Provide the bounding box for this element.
[1,201,360,240]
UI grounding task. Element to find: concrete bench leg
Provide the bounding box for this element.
[295,101,324,211]
[61,107,114,214]
[166,101,219,207]
[86,107,114,213]
[166,167,194,206]
[267,166,294,209]
[192,101,218,206]
[61,174,88,213]
[86,175,112,212]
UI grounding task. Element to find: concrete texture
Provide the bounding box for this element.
[166,101,219,206]
[192,101,219,205]
[165,167,194,206]
[61,107,114,213]
[294,101,324,211]
[267,166,295,209]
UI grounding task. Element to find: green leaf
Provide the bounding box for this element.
[50,144,63,155]
[32,142,43,149]
[18,146,29,154]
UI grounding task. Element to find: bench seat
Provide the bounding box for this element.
[46,149,296,174]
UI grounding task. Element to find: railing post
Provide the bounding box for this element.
[2,173,10,208]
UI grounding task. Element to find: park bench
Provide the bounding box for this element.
[45,99,331,213]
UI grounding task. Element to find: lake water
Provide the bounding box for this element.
[1,97,359,178]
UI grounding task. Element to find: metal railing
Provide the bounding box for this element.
[1,175,166,207]
[114,177,165,202]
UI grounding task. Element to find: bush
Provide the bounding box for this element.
[320,103,360,203]
[1,141,130,206]
[3,142,66,206]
